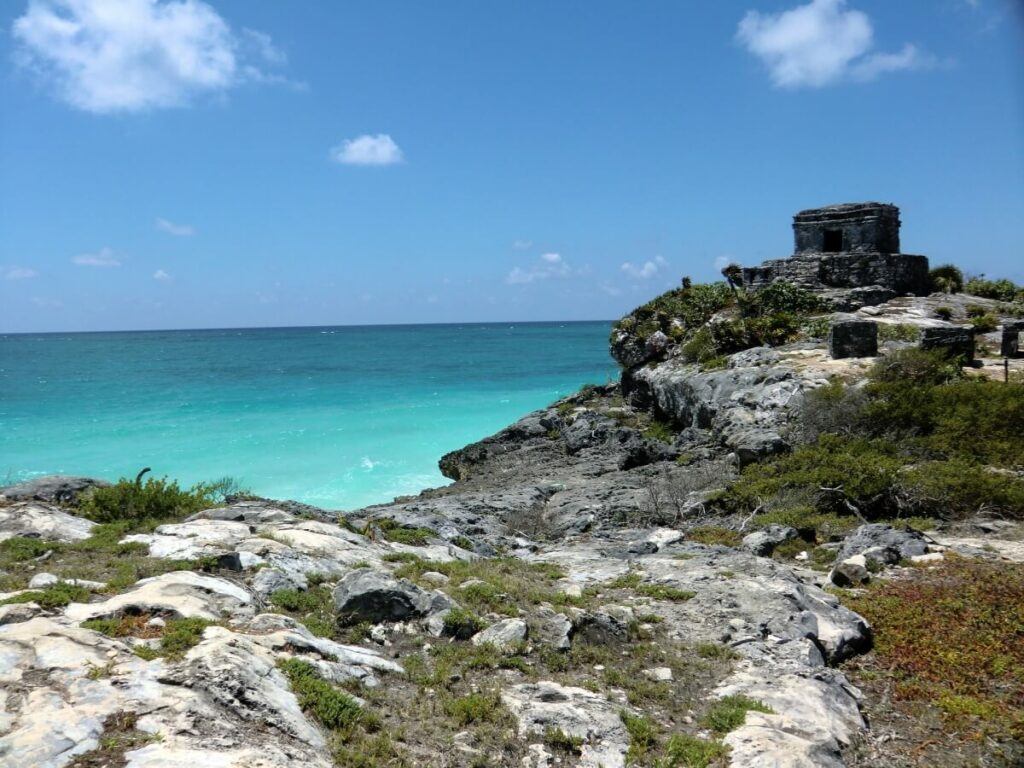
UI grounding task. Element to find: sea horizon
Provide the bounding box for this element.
[0,320,617,510]
[0,317,619,338]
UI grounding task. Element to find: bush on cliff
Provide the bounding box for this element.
[929,264,963,294]
[723,347,1024,521]
[963,276,1022,302]
[80,470,240,524]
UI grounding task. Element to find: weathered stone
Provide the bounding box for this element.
[502,681,633,768]
[836,524,929,564]
[0,502,95,543]
[919,325,975,362]
[64,571,252,623]
[742,525,799,557]
[830,555,870,587]
[471,618,528,649]
[1001,320,1024,358]
[0,475,109,506]
[741,203,930,303]
[531,608,574,650]
[828,320,877,359]
[332,568,438,623]
[251,566,308,599]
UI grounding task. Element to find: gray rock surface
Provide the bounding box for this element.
[836,524,929,565]
[472,618,528,649]
[0,502,96,543]
[742,524,799,557]
[0,475,109,505]
[332,568,441,623]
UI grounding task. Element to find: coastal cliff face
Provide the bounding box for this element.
[2,276,1023,767]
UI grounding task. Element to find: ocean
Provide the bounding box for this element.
[0,322,616,510]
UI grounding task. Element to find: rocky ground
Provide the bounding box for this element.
[1,291,1022,767]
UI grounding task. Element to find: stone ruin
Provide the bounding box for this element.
[1002,321,1024,358]
[741,202,930,310]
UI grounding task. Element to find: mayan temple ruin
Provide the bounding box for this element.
[741,202,931,309]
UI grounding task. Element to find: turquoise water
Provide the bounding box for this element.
[0,323,615,510]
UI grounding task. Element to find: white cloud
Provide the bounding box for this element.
[153,269,171,281]
[3,266,39,280]
[155,217,195,236]
[621,255,668,280]
[512,239,533,250]
[505,252,572,285]
[737,0,934,88]
[12,0,288,113]
[330,134,403,166]
[72,247,120,267]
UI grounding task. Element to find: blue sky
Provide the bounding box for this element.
[0,0,1021,333]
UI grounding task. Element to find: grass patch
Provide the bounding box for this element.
[278,657,364,730]
[621,711,658,763]
[268,585,337,639]
[441,607,487,639]
[0,581,90,609]
[442,691,507,726]
[368,518,436,546]
[701,695,773,734]
[67,711,159,768]
[657,733,729,767]
[0,536,61,562]
[637,583,696,602]
[393,556,576,615]
[82,615,213,660]
[844,557,1024,740]
[686,526,742,547]
[544,727,584,755]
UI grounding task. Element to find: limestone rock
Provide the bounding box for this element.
[332,568,439,623]
[502,681,632,768]
[471,618,527,649]
[0,502,95,543]
[742,525,799,557]
[64,571,252,623]
[836,523,929,565]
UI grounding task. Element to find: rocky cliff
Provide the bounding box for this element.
[1,276,1022,767]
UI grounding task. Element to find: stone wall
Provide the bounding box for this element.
[793,202,900,255]
[742,252,930,295]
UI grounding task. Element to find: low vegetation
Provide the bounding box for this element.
[723,348,1024,526]
[82,615,214,660]
[79,469,239,524]
[844,557,1024,752]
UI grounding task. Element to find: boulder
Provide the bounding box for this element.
[252,567,308,599]
[829,319,878,359]
[0,475,109,506]
[742,525,799,557]
[830,556,870,587]
[332,568,440,623]
[502,681,633,768]
[472,618,528,650]
[919,325,975,362]
[530,608,573,650]
[0,502,95,543]
[836,524,929,565]
[64,571,252,623]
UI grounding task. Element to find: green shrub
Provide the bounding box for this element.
[877,323,919,342]
[441,607,487,639]
[964,276,1021,302]
[0,581,90,609]
[657,734,728,767]
[901,460,1024,517]
[643,420,676,444]
[278,657,363,730]
[443,691,505,725]
[701,695,773,734]
[636,583,696,601]
[621,711,658,763]
[543,727,584,755]
[0,536,61,562]
[739,281,823,316]
[869,348,963,387]
[79,471,236,524]
[369,519,435,546]
[156,617,214,659]
[929,264,963,294]
[934,306,953,321]
[969,313,999,333]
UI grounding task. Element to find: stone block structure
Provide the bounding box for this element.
[919,326,975,362]
[829,319,878,359]
[741,203,930,309]
[1002,321,1024,358]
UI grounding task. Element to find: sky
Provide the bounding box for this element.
[0,0,1022,333]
